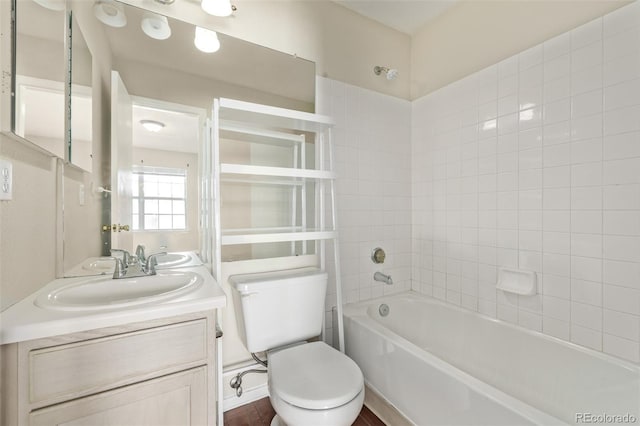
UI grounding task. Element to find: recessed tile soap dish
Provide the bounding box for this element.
[496,268,537,296]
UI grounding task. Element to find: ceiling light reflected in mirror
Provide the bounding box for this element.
[141,12,172,40]
[93,0,127,27]
[194,27,220,53]
[140,119,165,132]
[201,0,233,17]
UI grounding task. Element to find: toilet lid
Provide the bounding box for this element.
[269,342,364,410]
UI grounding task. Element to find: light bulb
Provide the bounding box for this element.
[201,0,232,17]
[194,27,220,53]
[141,12,171,40]
[140,120,165,132]
[93,0,127,27]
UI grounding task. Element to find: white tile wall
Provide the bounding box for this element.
[316,77,412,344]
[411,1,640,363]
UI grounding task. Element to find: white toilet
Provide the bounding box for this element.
[229,268,364,426]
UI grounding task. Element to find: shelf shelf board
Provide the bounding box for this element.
[220,163,335,180]
[220,176,306,187]
[221,229,337,245]
[220,121,305,147]
[218,98,334,132]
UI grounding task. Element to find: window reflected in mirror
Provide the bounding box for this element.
[132,166,187,231]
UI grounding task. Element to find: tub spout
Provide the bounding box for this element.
[374,271,393,285]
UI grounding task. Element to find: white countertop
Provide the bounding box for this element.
[0,265,226,345]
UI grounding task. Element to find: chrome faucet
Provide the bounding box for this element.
[110,249,166,279]
[374,271,393,285]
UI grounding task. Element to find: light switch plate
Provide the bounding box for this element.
[0,159,12,201]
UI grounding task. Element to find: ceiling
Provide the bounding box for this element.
[333,0,458,35]
[132,104,201,154]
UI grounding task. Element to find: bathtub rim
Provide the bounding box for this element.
[343,290,640,373]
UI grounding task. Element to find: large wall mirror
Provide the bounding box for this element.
[11,0,94,171]
[64,0,315,276]
[12,0,67,158]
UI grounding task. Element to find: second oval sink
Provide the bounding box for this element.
[35,271,204,311]
[154,253,191,268]
[82,258,116,273]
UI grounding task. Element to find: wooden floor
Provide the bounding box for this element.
[224,397,385,426]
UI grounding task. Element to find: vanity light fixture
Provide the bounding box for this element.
[374,65,398,81]
[93,0,127,28]
[140,120,165,132]
[141,12,172,40]
[194,27,221,53]
[201,0,233,17]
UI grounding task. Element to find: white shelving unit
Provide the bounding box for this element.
[210,97,345,349]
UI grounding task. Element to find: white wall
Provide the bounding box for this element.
[411,2,640,363]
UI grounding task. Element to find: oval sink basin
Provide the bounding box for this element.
[155,253,191,268]
[35,271,204,311]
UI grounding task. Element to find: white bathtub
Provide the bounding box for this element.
[343,292,640,425]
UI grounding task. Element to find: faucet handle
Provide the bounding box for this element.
[112,257,126,278]
[110,249,131,265]
[145,252,167,275]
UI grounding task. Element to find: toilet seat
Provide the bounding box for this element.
[268,342,364,410]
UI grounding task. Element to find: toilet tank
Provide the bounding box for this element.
[229,268,328,353]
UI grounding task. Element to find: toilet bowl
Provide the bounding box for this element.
[267,342,364,426]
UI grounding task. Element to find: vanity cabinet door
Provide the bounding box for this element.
[29,367,208,426]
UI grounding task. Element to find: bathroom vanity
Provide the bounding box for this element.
[0,266,226,426]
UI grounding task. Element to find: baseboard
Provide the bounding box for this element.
[364,384,412,426]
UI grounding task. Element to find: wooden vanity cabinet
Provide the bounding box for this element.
[1,310,217,426]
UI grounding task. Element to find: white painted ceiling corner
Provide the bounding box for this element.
[332,0,459,35]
